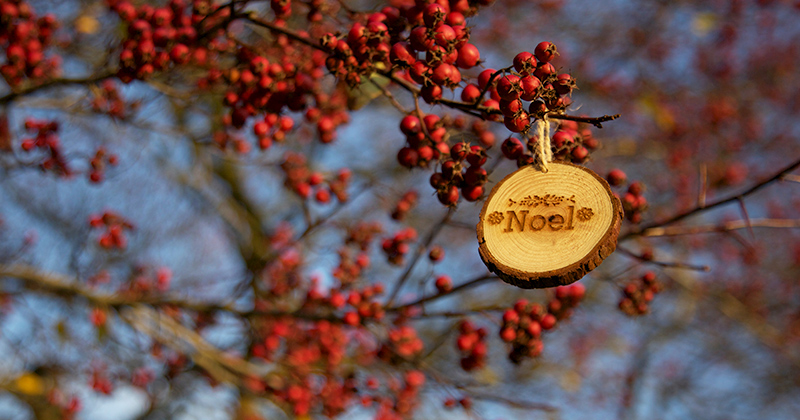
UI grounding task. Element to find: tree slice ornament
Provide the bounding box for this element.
[477,162,623,288]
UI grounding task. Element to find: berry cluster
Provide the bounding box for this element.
[211,130,252,154]
[89,210,133,250]
[378,324,424,362]
[345,220,383,251]
[336,284,386,326]
[381,227,417,265]
[470,119,496,147]
[444,396,472,411]
[332,248,370,286]
[20,118,69,176]
[45,388,81,420]
[110,0,220,82]
[88,147,119,183]
[501,119,599,167]
[499,283,585,363]
[455,320,487,371]
[429,141,487,206]
[398,3,488,104]
[90,80,130,118]
[90,368,113,395]
[621,181,647,223]
[126,266,172,294]
[396,113,449,169]
[279,381,315,416]
[280,152,350,202]
[305,90,350,144]
[494,43,569,129]
[605,169,647,222]
[321,16,391,87]
[618,272,661,316]
[549,119,598,163]
[0,0,60,87]
[130,366,154,388]
[391,190,418,221]
[215,36,330,143]
[252,113,294,150]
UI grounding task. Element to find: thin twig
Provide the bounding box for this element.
[698,164,708,208]
[386,209,453,306]
[389,274,499,310]
[737,198,755,242]
[616,246,710,272]
[370,77,409,114]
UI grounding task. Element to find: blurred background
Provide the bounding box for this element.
[0,0,799,419]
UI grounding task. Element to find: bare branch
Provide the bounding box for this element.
[616,246,710,272]
[546,112,621,128]
[623,156,800,240]
[641,218,800,237]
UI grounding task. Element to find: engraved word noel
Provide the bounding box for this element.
[485,193,595,233]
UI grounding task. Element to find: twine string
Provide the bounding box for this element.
[534,116,552,171]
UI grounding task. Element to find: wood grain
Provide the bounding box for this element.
[477,162,623,288]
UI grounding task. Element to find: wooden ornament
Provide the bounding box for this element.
[477,162,623,288]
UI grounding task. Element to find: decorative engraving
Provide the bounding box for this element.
[517,193,576,208]
[493,194,592,233]
[487,211,505,225]
[576,207,594,222]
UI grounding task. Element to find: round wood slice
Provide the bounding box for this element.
[477,162,623,288]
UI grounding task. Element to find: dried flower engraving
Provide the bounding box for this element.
[576,207,594,221]
[487,211,505,225]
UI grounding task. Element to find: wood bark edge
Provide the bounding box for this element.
[476,162,623,289]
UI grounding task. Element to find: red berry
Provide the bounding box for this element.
[607,169,627,186]
[315,189,331,203]
[571,145,589,162]
[520,75,541,101]
[434,275,452,292]
[477,68,496,90]
[513,51,536,75]
[500,327,516,342]
[501,137,524,159]
[504,112,530,133]
[540,313,557,330]
[496,75,521,100]
[456,43,480,69]
[461,184,483,202]
[399,115,421,136]
[437,185,459,206]
[344,311,360,326]
[534,41,558,63]
[253,121,269,137]
[499,98,523,118]
[397,147,419,168]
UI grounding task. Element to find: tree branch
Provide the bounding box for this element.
[0,70,117,105]
[641,218,800,237]
[389,274,499,311]
[622,156,800,241]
